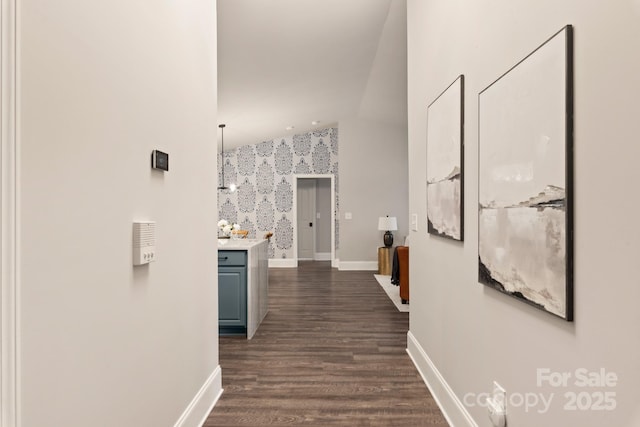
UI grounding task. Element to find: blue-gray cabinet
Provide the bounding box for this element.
[218,250,247,335]
[217,239,269,339]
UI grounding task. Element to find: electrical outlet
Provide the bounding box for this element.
[486,381,506,427]
[493,381,506,408]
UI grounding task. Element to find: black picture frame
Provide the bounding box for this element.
[478,26,574,321]
[426,75,464,241]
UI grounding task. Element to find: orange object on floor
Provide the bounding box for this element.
[397,246,409,304]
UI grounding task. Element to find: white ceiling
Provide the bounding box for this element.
[217,0,407,149]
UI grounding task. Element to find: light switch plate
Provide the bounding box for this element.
[345,212,352,220]
[411,213,418,231]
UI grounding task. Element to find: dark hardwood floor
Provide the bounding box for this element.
[205,261,448,426]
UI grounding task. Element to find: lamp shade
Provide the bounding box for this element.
[378,216,398,231]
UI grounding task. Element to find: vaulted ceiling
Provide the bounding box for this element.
[217,0,407,149]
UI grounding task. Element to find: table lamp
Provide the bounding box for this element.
[378,216,398,247]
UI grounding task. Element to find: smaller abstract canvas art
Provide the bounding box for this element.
[426,75,464,241]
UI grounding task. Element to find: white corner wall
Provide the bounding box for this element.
[338,118,408,267]
[18,1,220,426]
[336,0,408,269]
[407,1,640,427]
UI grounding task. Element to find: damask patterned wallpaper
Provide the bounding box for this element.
[218,127,339,260]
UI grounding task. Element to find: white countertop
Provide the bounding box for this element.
[217,238,268,250]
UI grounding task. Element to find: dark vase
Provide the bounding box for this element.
[383,231,394,247]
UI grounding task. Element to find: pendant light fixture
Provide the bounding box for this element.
[217,124,236,192]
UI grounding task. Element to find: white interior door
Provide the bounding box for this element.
[297,179,316,260]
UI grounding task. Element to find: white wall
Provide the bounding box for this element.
[358,0,407,126]
[338,118,408,266]
[18,1,220,426]
[407,1,640,426]
[336,0,409,268]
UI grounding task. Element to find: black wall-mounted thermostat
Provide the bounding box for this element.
[151,150,169,171]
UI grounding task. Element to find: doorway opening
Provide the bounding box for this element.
[293,175,335,267]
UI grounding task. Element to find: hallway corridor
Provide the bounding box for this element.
[205,262,448,426]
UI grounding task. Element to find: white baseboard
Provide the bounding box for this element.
[406,332,477,427]
[173,365,223,427]
[314,252,331,261]
[332,258,339,268]
[268,258,297,268]
[338,261,377,271]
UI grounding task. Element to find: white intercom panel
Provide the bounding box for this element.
[133,221,156,266]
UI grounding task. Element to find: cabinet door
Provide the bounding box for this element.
[218,266,246,327]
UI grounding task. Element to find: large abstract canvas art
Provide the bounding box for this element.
[427,75,464,241]
[478,26,573,320]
